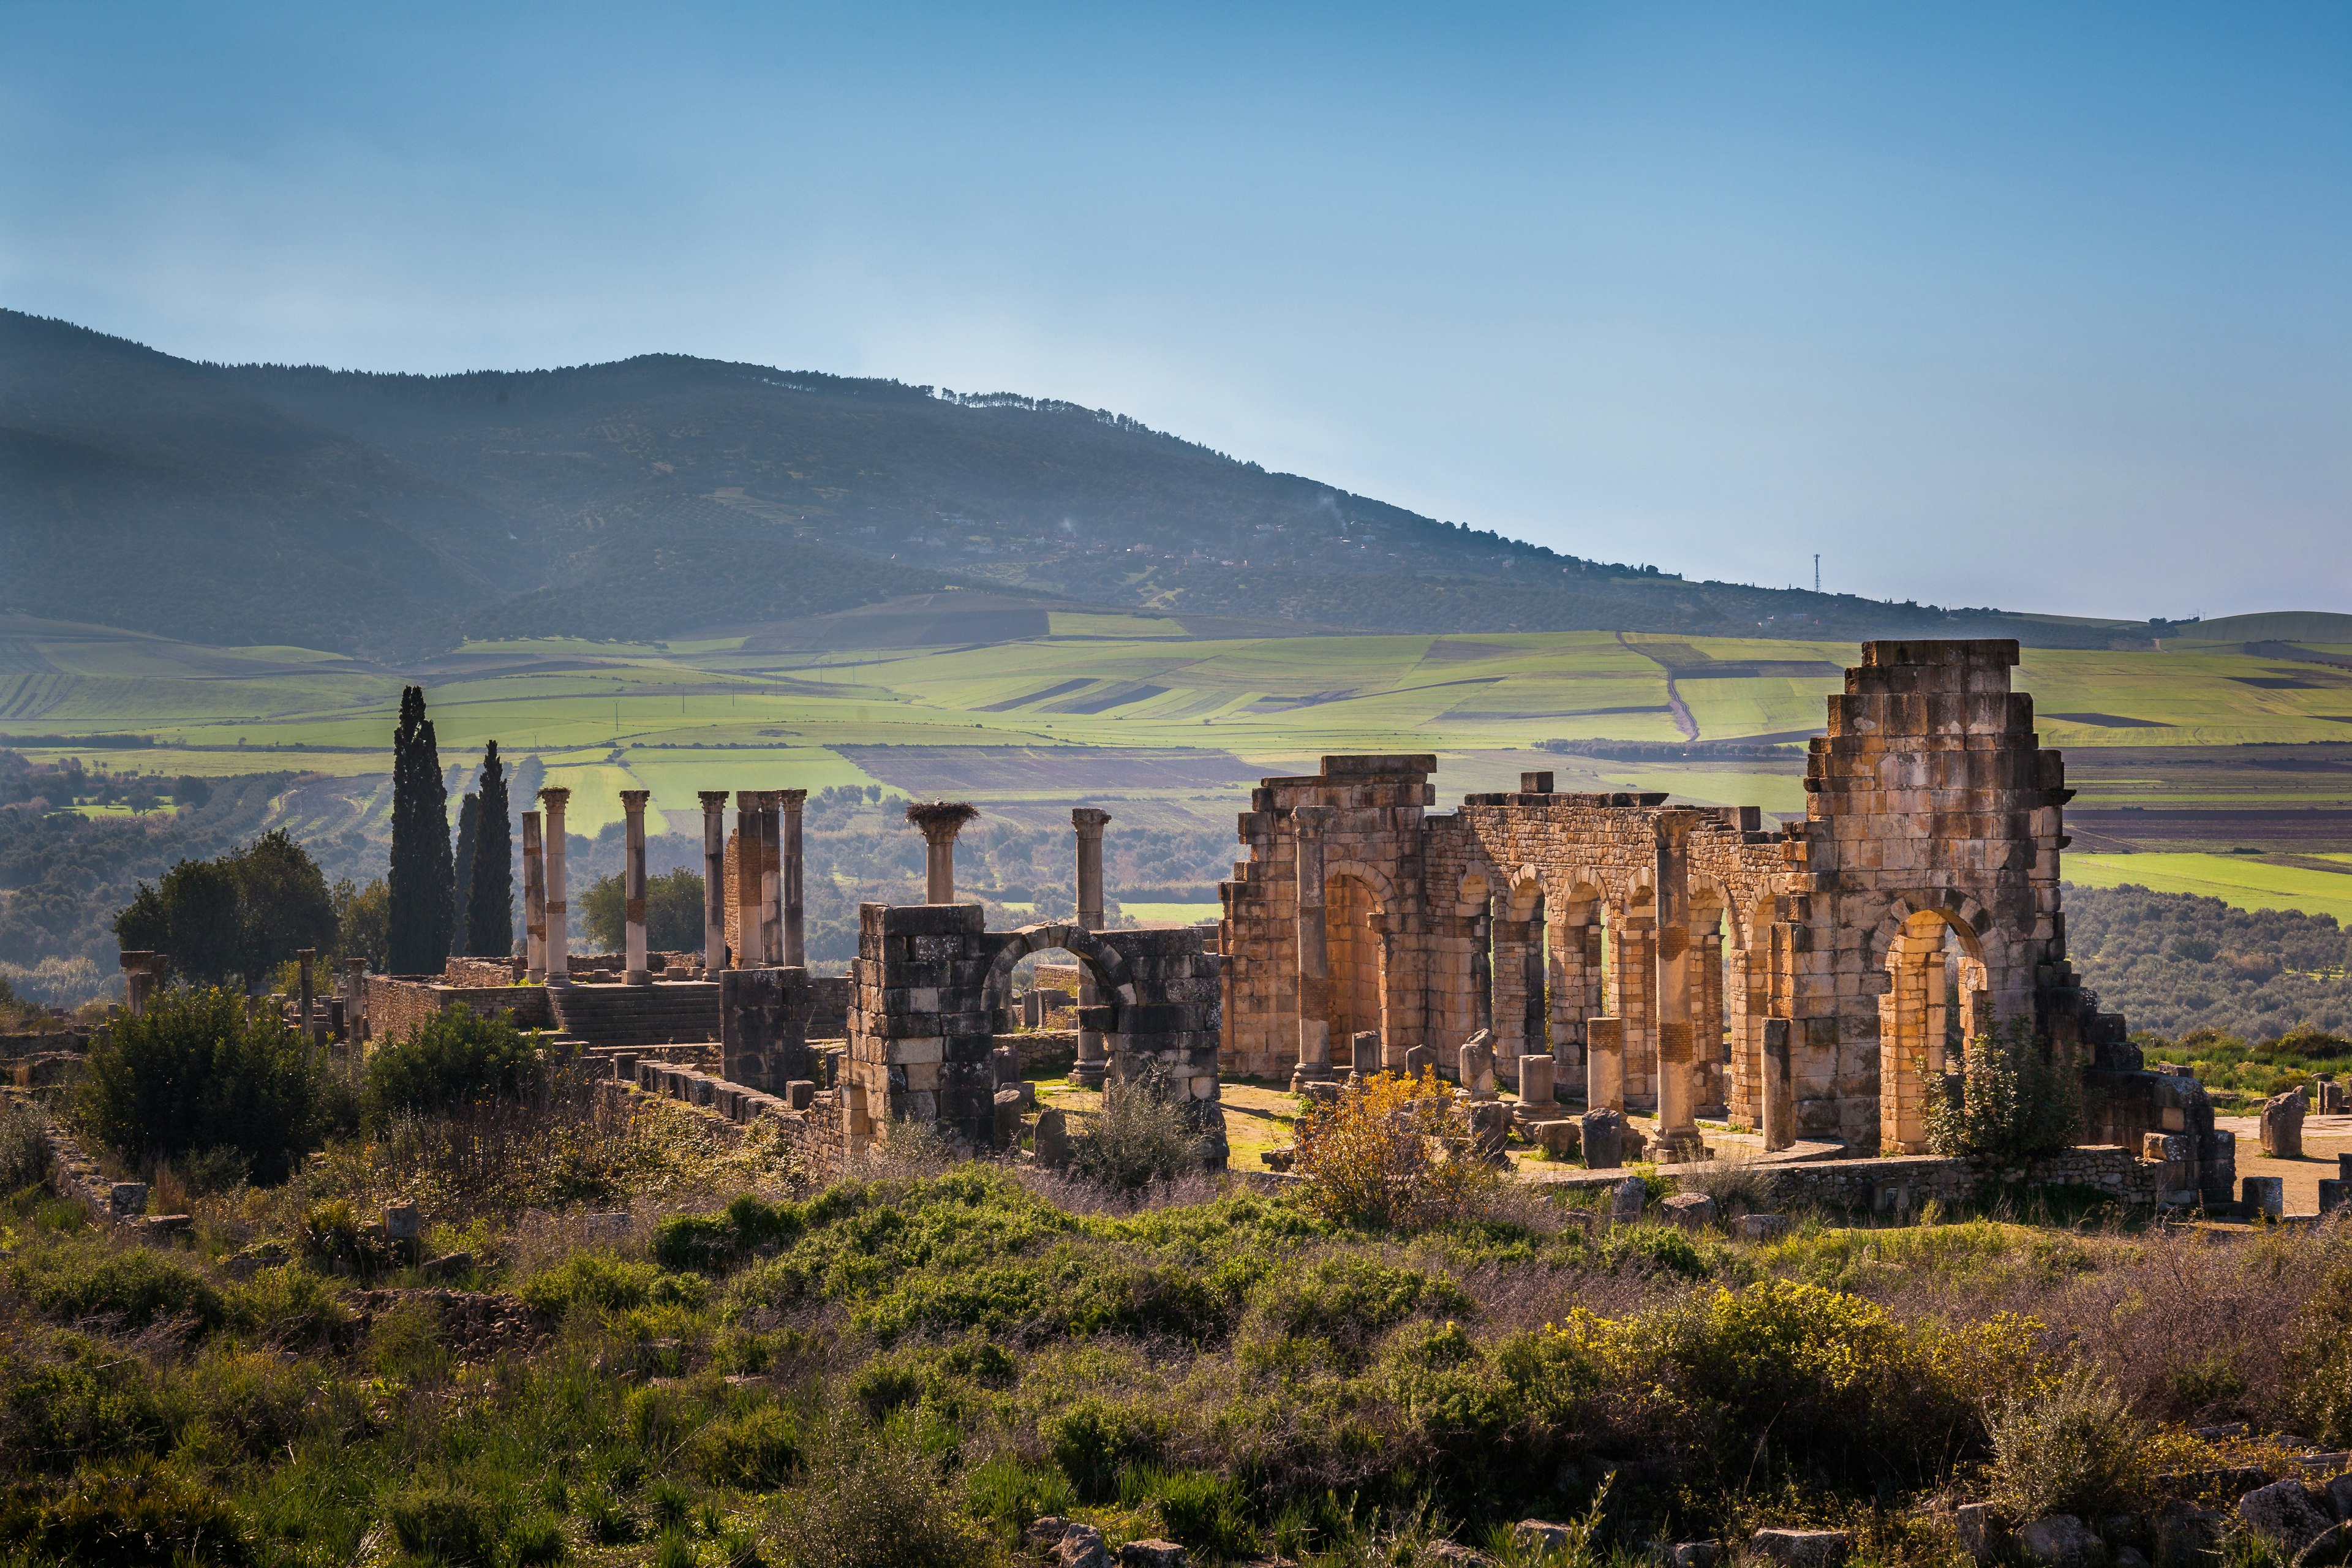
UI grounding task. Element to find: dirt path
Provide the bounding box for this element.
[1618,631,1699,741]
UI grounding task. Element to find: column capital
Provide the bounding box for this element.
[1292,804,1334,836]
[537,786,571,809]
[737,788,771,810]
[906,799,978,844]
[776,788,807,807]
[1071,806,1112,834]
[619,789,651,810]
[698,790,731,809]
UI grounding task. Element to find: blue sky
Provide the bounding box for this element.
[4,3,2346,620]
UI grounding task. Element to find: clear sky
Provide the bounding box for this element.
[4,3,2346,620]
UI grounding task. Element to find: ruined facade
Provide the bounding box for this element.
[1219,639,2157,1158]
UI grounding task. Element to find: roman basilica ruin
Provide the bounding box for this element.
[303,638,2226,1202]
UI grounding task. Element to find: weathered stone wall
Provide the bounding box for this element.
[363,977,553,1044]
[1218,640,2165,1155]
[845,905,1223,1153]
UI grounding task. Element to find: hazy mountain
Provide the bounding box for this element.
[2,309,2165,653]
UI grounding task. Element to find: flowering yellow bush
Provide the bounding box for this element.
[1289,1070,1498,1231]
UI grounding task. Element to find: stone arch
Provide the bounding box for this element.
[1455,865,1498,916]
[1872,898,1989,1154]
[1322,856,1398,915]
[1322,869,1388,1065]
[981,922,1134,1026]
[1865,891,1989,973]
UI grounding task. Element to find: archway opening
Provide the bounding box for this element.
[1326,873,1383,1068]
[1879,908,1986,1153]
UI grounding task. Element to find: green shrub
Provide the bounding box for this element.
[1985,1366,2150,1518]
[1068,1066,1209,1191]
[0,1099,46,1193]
[386,1483,497,1566]
[771,1412,993,1568]
[0,1459,254,1566]
[695,1403,802,1487]
[363,1004,545,1125]
[651,1192,805,1273]
[75,986,326,1183]
[519,1254,706,1317]
[0,1332,181,1472]
[1042,1393,1168,1501]
[12,1237,225,1333]
[1928,1019,2084,1164]
[1131,1468,1258,1564]
[965,1453,1077,1536]
[506,1512,567,1566]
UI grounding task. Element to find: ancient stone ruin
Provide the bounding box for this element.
[300,637,2225,1199]
[1216,638,2230,1195]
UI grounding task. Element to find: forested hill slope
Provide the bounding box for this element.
[6,309,2168,654]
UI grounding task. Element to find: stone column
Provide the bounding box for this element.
[734,791,766,967]
[758,793,783,970]
[620,790,652,984]
[1471,902,1494,1037]
[345,957,367,1043]
[297,947,318,1045]
[538,787,570,981]
[118,951,159,1017]
[1072,807,1112,1090]
[1761,1017,1793,1152]
[1525,892,1548,1058]
[1653,813,1700,1150]
[780,788,807,968]
[1587,1016,1625,1112]
[1290,805,1335,1089]
[699,791,729,973]
[1608,912,1657,1107]
[907,801,978,903]
[521,810,546,981]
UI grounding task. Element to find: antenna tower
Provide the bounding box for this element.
[1813,554,1820,594]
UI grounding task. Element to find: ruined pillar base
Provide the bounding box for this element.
[1654,1128,1709,1164]
[1071,1058,1109,1090]
[1289,1064,1334,1092]
[624,970,651,987]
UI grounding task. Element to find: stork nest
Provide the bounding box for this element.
[904,800,980,834]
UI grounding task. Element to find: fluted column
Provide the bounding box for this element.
[1291,805,1334,1090]
[521,809,546,981]
[734,790,766,967]
[538,788,570,980]
[699,791,728,973]
[1654,812,1698,1148]
[758,793,783,968]
[620,789,651,984]
[779,788,807,968]
[907,801,979,903]
[1072,807,1112,1090]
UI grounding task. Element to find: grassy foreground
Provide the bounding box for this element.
[4,1079,2352,1568]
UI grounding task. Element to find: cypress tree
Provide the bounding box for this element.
[465,741,514,957]
[451,791,481,952]
[386,685,456,974]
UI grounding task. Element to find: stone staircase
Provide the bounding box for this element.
[546,981,721,1052]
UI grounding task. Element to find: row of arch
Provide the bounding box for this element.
[1306,846,2008,1152]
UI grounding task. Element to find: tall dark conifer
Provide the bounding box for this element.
[451,791,481,951]
[465,741,514,957]
[386,685,456,974]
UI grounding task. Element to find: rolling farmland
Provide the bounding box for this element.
[4,610,2351,920]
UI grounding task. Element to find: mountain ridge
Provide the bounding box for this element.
[1,308,2218,655]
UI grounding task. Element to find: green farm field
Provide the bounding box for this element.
[2064,852,2352,927]
[7,609,2352,855]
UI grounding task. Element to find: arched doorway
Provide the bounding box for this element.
[1879,907,1986,1153]
[1325,873,1383,1069]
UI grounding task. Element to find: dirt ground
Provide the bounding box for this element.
[2220,1110,2351,1216]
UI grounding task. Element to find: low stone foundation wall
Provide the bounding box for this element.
[1544,1144,2177,1215]
[364,977,554,1045]
[606,1060,840,1167]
